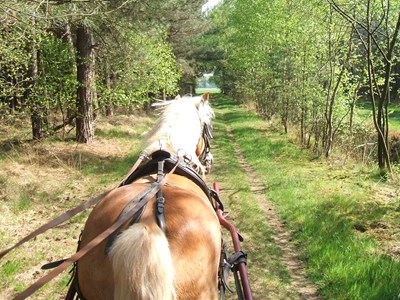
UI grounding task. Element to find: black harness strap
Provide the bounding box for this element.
[103,181,160,255]
[105,158,169,254]
[104,207,146,255]
[230,250,248,300]
[122,150,211,199]
[199,123,213,170]
[210,189,224,211]
[156,160,166,233]
[219,241,248,300]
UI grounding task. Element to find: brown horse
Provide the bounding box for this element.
[76,94,222,300]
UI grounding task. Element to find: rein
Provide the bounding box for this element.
[0,190,111,260]
[7,156,180,300]
[0,150,148,261]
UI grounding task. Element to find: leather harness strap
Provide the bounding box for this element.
[0,190,111,260]
[0,151,152,261]
[103,188,148,256]
[12,161,179,300]
[156,160,167,233]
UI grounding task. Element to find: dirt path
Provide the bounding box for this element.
[226,127,321,300]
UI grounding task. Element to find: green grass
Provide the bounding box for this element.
[388,104,400,131]
[212,95,400,299]
[357,100,400,132]
[209,97,304,299]
[2,261,20,279]
[195,87,222,94]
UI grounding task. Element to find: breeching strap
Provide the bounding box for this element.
[12,162,178,300]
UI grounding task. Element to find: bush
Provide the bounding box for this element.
[389,131,400,163]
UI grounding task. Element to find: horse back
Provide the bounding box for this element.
[77,175,221,300]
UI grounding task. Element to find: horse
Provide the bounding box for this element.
[74,93,222,300]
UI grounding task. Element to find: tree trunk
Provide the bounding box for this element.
[28,16,44,140]
[380,12,400,173]
[282,95,289,134]
[76,22,95,143]
[365,5,399,175]
[325,26,353,159]
[63,21,78,121]
[104,60,113,116]
[30,62,43,140]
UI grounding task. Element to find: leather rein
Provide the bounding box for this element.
[3,151,182,300]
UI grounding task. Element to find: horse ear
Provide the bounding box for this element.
[201,93,209,102]
[175,94,181,99]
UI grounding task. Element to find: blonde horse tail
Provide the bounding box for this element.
[109,223,176,300]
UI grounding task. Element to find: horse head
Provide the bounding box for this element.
[144,93,214,175]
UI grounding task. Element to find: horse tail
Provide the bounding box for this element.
[109,222,176,300]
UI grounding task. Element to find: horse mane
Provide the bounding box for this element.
[143,94,214,173]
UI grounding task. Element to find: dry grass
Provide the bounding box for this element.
[0,114,153,299]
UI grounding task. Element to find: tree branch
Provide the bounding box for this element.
[328,0,389,62]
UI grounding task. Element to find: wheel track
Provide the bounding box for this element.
[226,126,321,300]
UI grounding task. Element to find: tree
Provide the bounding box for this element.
[329,0,400,174]
[0,0,203,142]
[76,22,96,143]
[204,0,400,169]
[28,15,44,140]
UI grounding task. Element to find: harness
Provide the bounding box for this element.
[199,123,214,170]
[2,149,252,300]
[66,150,224,300]
[70,150,249,300]
[104,150,212,255]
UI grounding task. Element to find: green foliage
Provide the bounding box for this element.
[202,0,400,164]
[0,4,78,129]
[0,22,30,113]
[0,0,205,140]
[36,33,77,112]
[114,31,181,103]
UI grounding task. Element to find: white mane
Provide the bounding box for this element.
[143,94,214,174]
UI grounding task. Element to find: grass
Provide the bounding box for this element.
[1,96,400,299]
[195,87,222,94]
[357,100,400,132]
[208,99,299,299]
[212,95,400,299]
